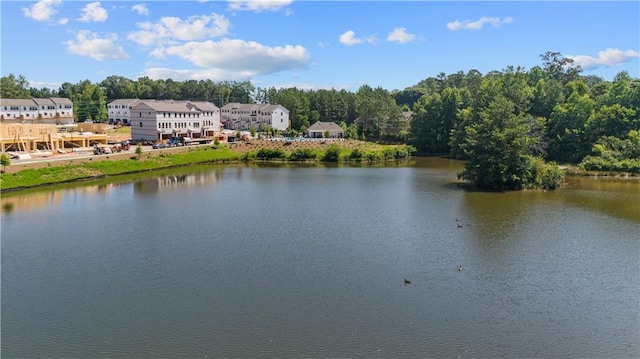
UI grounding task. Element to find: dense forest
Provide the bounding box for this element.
[2,51,639,189]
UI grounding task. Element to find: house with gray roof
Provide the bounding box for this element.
[32,98,57,119]
[307,121,344,138]
[50,98,74,119]
[107,99,144,125]
[0,97,74,124]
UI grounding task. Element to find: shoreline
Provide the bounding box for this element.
[2,140,638,193]
[0,140,414,193]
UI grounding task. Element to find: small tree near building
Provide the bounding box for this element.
[135,143,143,159]
[0,153,10,173]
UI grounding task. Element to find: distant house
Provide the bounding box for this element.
[107,99,144,125]
[307,121,344,138]
[130,100,221,142]
[221,103,290,132]
[0,97,74,124]
[32,98,57,119]
[51,98,74,120]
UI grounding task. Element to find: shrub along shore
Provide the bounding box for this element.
[0,140,415,192]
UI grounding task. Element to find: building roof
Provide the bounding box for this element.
[221,103,288,113]
[307,121,344,132]
[33,98,55,106]
[221,103,242,110]
[133,101,196,113]
[261,104,289,113]
[50,97,73,105]
[0,98,37,107]
[187,101,219,111]
[108,98,143,106]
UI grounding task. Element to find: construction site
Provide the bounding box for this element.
[0,123,108,159]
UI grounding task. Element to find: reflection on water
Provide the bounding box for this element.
[1,158,638,358]
[1,166,226,213]
[133,169,221,194]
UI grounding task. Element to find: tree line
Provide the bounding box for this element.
[2,51,638,189]
[407,51,639,188]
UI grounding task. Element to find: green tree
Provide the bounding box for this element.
[100,75,137,100]
[530,78,564,119]
[135,143,143,159]
[547,81,595,162]
[1,74,31,98]
[540,51,581,85]
[0,153,10,172]
[355,85,399,139]
[459,95,533,190]
[585,104,636,145]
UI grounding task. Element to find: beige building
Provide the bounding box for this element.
[0,123,107,153]
[307,121,344,138]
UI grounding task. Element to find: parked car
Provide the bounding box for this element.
[168,137,184,146]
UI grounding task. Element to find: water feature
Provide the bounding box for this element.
[2,158,638,358]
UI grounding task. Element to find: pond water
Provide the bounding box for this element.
[2,158,638,358]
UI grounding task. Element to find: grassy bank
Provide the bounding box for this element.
[564,165,640,179]
[0,146,239,192]
[0,141,415,192]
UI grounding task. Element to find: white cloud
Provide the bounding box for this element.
[128,13,230,46]
[339,30,376,46]
[161,38,309,71]
[567,48,640,70]
[446,16,513,31]
[387,27,416,44]
[339,31,363,46]
[28,80,63,90]
[268,83,351,91]
[58,18,69,25]
[22,0,61,21]
[147,38,310,81]
[79,2,108,23]
[132,4,149,16]
[64,30,129,61]
[227,0,293,12]
[143,67,255,82]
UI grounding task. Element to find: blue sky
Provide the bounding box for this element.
[2,1,639,92]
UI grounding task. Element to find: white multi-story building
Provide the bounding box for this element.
[32,98,57,119]
[221,103,290,132]
[51,97,73,119]
[0,97,74,124]
[186,101,221,136]
[130,100,221,142]
[107,98,144,125]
